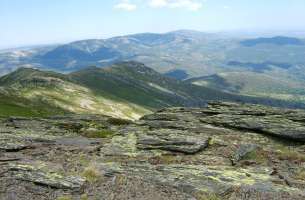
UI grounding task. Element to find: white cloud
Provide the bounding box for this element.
[114,0,137,11]
[149,0,168,8]
[148,0,203,11]
[114,0,204,12]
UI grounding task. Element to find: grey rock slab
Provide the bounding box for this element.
[100,163,305,199]
[137,135,211,154]
[200,114,305,141]
[8,163,85,191]
[0,140,30,152]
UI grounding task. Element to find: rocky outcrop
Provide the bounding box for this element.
[1,102,305,200]
[100,163,305,199]
[0,141,29,152]
[7,163,85,191]
[137,134,211,154]
[199,102,305,141]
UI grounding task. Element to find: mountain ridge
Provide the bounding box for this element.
[240,36,305,47]
[1,61,305,120]
[1,30,305,106]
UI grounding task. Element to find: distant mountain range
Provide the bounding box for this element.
[240,36,305,47]
[2,30,305,75]
[1,30,305,105]
[0,61,303,119]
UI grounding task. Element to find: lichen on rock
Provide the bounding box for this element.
[1,102,305,199]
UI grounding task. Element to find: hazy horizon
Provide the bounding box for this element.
[1,0,305,49]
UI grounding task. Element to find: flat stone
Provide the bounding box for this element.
[137,135,210,154]
[0,140,29,152]
[198,102,305,141]
[8,163,85,191]
[100,163,305,199]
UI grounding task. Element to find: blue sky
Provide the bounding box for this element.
[1,0,305,48]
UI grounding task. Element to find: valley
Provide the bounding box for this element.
[0,61,304,120]
[1,30,305,105]
[2,0,305,199]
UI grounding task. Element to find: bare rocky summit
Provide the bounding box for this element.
[1,102,305,200]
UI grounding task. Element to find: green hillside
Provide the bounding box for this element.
[71,62,305,109]
[1,62,305,119]
[0,66,150,119]
[0,92,67,117]
[188,71,305,103]
[1,31,305,105]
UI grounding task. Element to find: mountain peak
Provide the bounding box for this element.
[168,29,209,39]
[0,67,66,87]
[14,67,40,74]
[106,61,157,74]
[113,60,146,67]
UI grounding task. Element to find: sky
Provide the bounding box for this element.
[1,0,305,49]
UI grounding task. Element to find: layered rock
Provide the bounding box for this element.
[1,102,305,200]
[199,102,305,141]
[137,134,210,154]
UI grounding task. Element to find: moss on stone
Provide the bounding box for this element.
[277,147,305,163]
[195,193,220,200]
[56,195,73,200]
[107,117,132,125]
[82,129,115,138]
[243,149,268,164]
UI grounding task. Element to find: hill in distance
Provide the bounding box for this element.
[240,36,305,47]
[0,63,150,119]
[2,30,305,76]
[1,30,305,106]
[188,71,305,103]
[0,61,305,119]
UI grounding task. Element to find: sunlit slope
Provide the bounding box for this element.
[188,71,305,103]
[1,61,304,119]
[0,67,150,119]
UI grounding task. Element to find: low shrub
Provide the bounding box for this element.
[82,164,102,183]
[107,117,132,125]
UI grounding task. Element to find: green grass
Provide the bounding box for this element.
[82,129,115,138]
[0,94,67,117]
[294,169,305,181]
[80,194,89,200]
[196,193,220,200]
[107,117,132,125]
[0,102,37,117]
[56,196,73,200]
[1,61,304,121]
[190,70,305,105]
[55,122,83,133]
[0,67,150,119]
[70,67,174,109]
[243,149,268,164]
[277,147,305,163]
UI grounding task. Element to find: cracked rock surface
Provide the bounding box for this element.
[1,102,305,199]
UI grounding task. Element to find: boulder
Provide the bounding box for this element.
[230,144,258,165]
